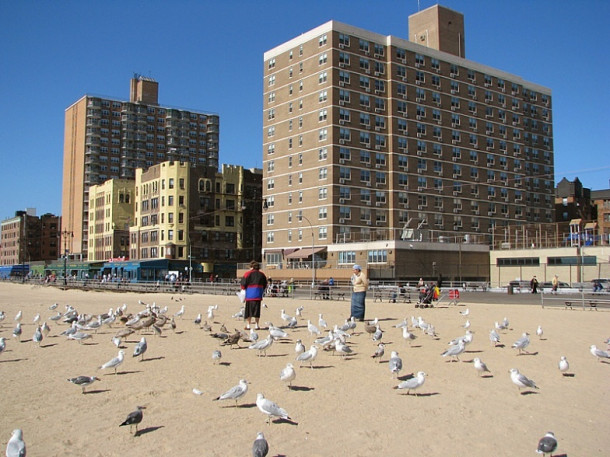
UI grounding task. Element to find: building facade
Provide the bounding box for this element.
[62,76,219,260]
[261,5,554,280]
[0,209,60,266]
[88,179,135,261]
[129,161,262,277]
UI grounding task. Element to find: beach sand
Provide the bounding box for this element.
[0,282,608,456]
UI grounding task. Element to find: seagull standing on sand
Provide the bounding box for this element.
[5,429,26,457]
[441,340,466,362]
[473,357,491,376]
[99,350,125,375]
[32,326,43,346]
[119,406,145,434]
[536,325,544,339]
[389,351,403,378]
[252,431,269,457]
[214,379,248,406]
[12,323,22,341]
[294,339,305,356]
[14,310,22,322]
[256,393,291,424]
[395,371,427,395]
[460,308,470,316]
[296,345,318,369]
[489,329,501,346]
[249,335,273,357]
[0,337,6,355]
[589,345,610,362]
[536,431,558,456]
[509,368,539,392]
[67,375,101,394]
[133,337,147,361]
[174,305,185,319]
[280,363,296,389]
[558,356,569,375]
[212,350,222,364]
[371,343,385,362]
[512,332,531,354]
[307,320,320,336]
[318,314,328,329]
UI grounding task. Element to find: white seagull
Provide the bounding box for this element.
[212,350,222,364]
[589,344,610,362]
[213,379,248,406]
[296,345,318,369]
[395,371,427,395]
[252,432,269,457]
[441,340,466,362]
[489,329,501,346]
[5,429,26,457]
[318,313,328,329]
[371,343,385,362]
[307,320,320,336]
[99,350,125,375]
[509,368,539,392]
[256,393,291,424]
[473,357,491,377]
[558,356,569,375]
[249,335,273,357]
[536,325,544,339]
[460,308,470,316]
[133,337,147,360]
[294,339,305,356]
[280,363,296,389]
[389,351,403,378]
[512,333,531,354]
[67,375,101,394]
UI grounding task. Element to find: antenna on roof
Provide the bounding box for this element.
[417,0,421,11]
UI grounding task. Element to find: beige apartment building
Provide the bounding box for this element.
[261,5,554,281]
[62,76,219,260]
[87,179,135,261]
[129,161,262,275]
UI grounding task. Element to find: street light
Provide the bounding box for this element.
[60,230,73,286]
[301,215,316,289]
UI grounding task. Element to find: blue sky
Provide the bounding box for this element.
[1,0,608,221]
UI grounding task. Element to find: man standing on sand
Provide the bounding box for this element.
[551,275,559,294]
[240,260,268,330]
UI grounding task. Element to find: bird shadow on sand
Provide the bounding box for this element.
[465,350,483,354]
[264,353,288,358]
[272,418,299,426]
[140,356,165,362]
[517,351,539,356]
[310,365,334,370]
[218,361,231,367]
[520,390,540,395]
[84,389,111,395]
[234,402,257,409]
[494,344,506,348]
[397,373,415,381]
[289,385,315,392]
[134,425,164,437]
[0,358,27,363]
[598,360,610,365]
[398,392,439,397]
[113,370,143,376]
[40,343,59,348]
[562,373,575,378]
[481,374,494,379]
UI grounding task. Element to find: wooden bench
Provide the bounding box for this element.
[563,299,610,310]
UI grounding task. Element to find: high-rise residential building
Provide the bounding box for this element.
[129,161,262,275]
[0,209,60,266]
[62,76,219,259]
[261,5,554,278]
[88,179,135,261]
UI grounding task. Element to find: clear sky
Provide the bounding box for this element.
[1,0,608,221]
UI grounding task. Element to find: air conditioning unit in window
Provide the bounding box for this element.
[339,218,345,224]
[339,158,345,164]
[339,178,345,184]
[339,119,345,125]
[366,220,372,225]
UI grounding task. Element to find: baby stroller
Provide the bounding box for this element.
[416,286,435,308]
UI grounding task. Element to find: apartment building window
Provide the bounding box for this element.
[397,119,407,133]
[433,161,442,174]
[319,147,328,160]
[417,140,427,153]
[267,144,275,155]
[398,173,408,187]
[359,39,370,53]
[360,94,370,107]
[374,43,384,56]
[339,33,350,47]
[339,52,350,65]
[375,134,386,148]
[319,187,327,199]
[339,89,350,103]
[397,83,407,97]
[339,206,351,220]
[360,75,370,89]
[339,128,351,142]
[361,170,371,184]
[396,47,406,61]
[360,131,370,145]
[318,72,327,84]
[298,172,303,183]
[415,71,425,83]
[319,109,328,122]
[319,34,327,46]
[417,158,427,171]
[375,116,385,129]
[360,150,371,164]
[319,128,328,141]
[431,75,440,87]
[359,58,370,71]
[268,75,275,86]
[318,90,328,102]
[298,153,303,165]
[268,58,275,70]
[267,126,275,137]
[339,71,350,85]
[360,208,371,222]
[374,98,385,111]
[374,61,385,75]
[339,186,351,200]
[397,101,407,114]
[339,167,351,180]
[319,53,328,65]
[318,206,328,219]
[361,189,372,205]
[267,179,274,190]
[298,191,303,203]
[339,109,350,122]
[339,147,351,161]
[396,65,406,79]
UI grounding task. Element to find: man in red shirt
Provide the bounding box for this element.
[240,260,268,330]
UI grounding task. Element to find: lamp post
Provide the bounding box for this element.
[60,230,73,286]
[301,215,316,289]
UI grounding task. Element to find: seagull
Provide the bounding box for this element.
[119,406,145,434]
[194,313,202,325]
[49,303,59,310]
[5,429,26,457]
[280,309,292,323]
[32,313,40,324]
[394,318,408,329]
[99,350,125,375]
[441,340,466,362]
[536,431,558,456]
[67,375,101,394]
[49,312,62,322]
[294,339,305,356]
[256,393,291,424]
[395,371,427,395]
[589,345,610,362]
[249,335,273,357]
[207,306,215,320]
[371,343,385,362]
[402,326,417,344]
[41,321,51,338]
[502,317,510,329]
[389,351,403,378]
[0,337,6,355]
[307,320,320,336]
[489,329,501,346]
[14,310,22,322]
[268,324,288,340]
[32,326,43,346]
[460,308,470,316]
[12,323,22,341]
[462,320,471,330]
[68,332,92,344]
[112,336,122,348]
[212,350,222,364]
[558,356,569,375]
[252,431,269,457]
[174,305,185,319]
[286,316,298,328]
[296,345,318,369]
[249,328,259,342]
[372,325,383,342]
[295,306,304,317]
[133,337,147,361]
[214,379,248,406]
[536,325,544,339]
[509,368,539,392]
[335,340,353,358]
[280,363,296,389]
[473,357,491,376]
[318,313,328,329]
[495,321,508,331]
[512,333,531,354]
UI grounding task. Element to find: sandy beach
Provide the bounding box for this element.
[0,282,608,456]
